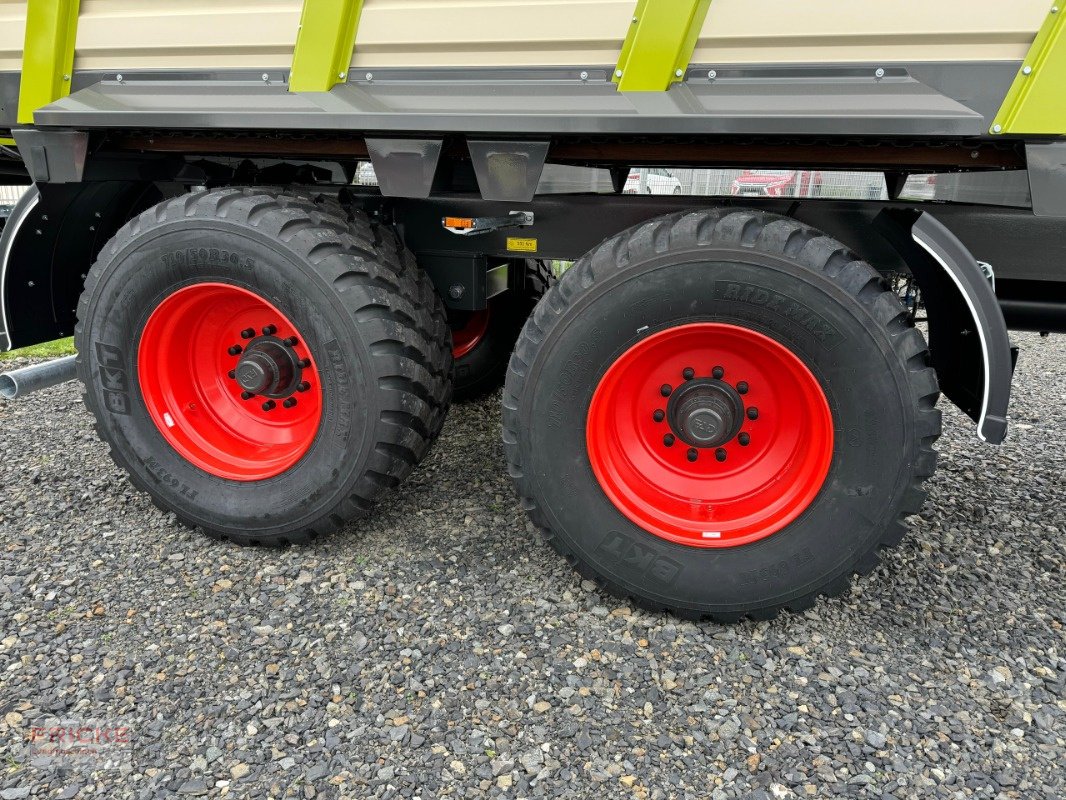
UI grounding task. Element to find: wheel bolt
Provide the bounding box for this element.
[227,344,243,356]
[283,398,297,409]
[660,384,672,397]
[284,336,299,347]
[240,391,254,400]
[712,365,724,379]
[738,432,751,446]
[240,328,255,339]
[687,448,698,462]
[736,381,749,394]
[228,370,236,379]
[682,367,695,381]
[663,434,675,447]
[747,407,759,420]
[262,400,276,411]
[715,447,727,462]
[298,358,311,369]
[262,324,277,336]
[297,381,310,392]
[653,409,665,423]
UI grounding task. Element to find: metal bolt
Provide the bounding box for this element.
[283,398,297,409]
[971,151,980,159]
[262,325,277,336]
[240,328,255,339]
[579,71,589,81]
[736,381,748,394]
[116,74,123,82]
[241,391,254,400]
[715,448,727,462]
[364,72,373,81]
[682,367,695,381]
[686,448,698,463]
[738,432,750,446]
[660,384,672,397]
[62,74,70,82]
[632,16,638,23]
[747,407,759,420]
[262,73,270,82]
[707,70,717,80]
[1023,66,1033,75]
[262,400,276,411]
[1053,5,1059,12]
[711,366,724,379]
[339,71,347,80]
[675,69,684,78]
[284,336,299,347]
[298,358,311,369]
[297,381,310,392]
[652,409,665,423]
[448,284,465,300]
[875,67,885,79]
[663,434,675,447]
[227,345,243,356]
[993,124,1003,133]
[615,69,624,78]
[228,370,236,380]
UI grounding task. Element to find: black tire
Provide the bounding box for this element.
[452,258,553,401]
[503,209,941,620]
[75,188,451,545]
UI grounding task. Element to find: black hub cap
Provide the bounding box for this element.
[666,379,745,448]
[234,337,301,398]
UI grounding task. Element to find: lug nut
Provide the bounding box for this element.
[738,432,751,446]
[682,367,695,381]
[284,336,299,347]
[261,400,276,411]
[715,447,727,462]
[297,381,310,392]
[687,448,698,462]
[262,324,277,336]
[736,381,749,394]
[227,344,243,356]
[660,384,672,397]
[240,391,254,400]
[663,434,675,447]
[228,370,236,379]
[712,365,724,379]
[283,398,298,409]
[297,358,311,369]
[652,409,665,423]
[747,407,759,420]
[240,328,255,339]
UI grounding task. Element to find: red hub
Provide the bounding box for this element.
[586,323,833,548]
[138,283,323,481]
[452,308,491,360]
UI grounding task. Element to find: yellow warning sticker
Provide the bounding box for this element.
[506,237,538,253]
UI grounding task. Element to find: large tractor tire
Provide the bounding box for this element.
[451,259,553,401]
[504,209,941,620]
[75,188,451,545]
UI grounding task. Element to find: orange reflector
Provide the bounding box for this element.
[443,216,475,229]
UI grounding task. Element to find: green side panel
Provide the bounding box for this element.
[17,0,81,125]
[289,0,364,93]
[991,4,1066,135]
[614,0,712,92]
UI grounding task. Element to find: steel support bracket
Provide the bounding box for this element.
[990,3,1066,135]
[614,0,712,91]
[17,0,81,124]
[289,0,364,93]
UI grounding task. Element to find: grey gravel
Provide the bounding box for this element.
[0,331,1064,799]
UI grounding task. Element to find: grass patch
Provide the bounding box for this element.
[0,336,76,361]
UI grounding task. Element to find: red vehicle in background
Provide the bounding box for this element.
[731,169,824,197]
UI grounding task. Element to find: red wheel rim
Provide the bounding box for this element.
[452,308,490,360]
[586,323,833,548]
[138,283,323,481]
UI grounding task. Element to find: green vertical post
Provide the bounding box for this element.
[17,0,81,124]
[289,0,364,92]
[614,0,712,92]
[991,3,1066,135]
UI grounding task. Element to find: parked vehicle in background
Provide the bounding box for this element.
[624,168,683,194]
[731,170,823,197]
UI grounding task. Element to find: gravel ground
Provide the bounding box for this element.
[0,331,1064,800]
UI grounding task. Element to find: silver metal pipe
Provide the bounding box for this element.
[0,355,78,399]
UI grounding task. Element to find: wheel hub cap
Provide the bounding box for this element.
[235,339,298,396]
[668,379,743,448]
